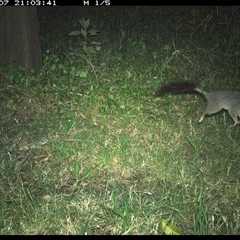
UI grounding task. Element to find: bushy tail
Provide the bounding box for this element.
[155,81,201,97]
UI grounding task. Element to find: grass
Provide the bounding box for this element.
[1,6,240,234]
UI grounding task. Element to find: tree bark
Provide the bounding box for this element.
[0,7,42,74]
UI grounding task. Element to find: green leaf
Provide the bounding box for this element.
[28,68,35,75]
[185,136,197,151]
[88,29,99,36]
[50,64,56,71]
[80,29,87,39]
[71,86,77,91]
[68,30,81,36]
[80,167,91,180]
[125,70,132,78]
[79,18,90,30]
[88,46,96,54]
[7,99,14,109]
[79,70,88,78]
[91,41,101,45]
[112,208,124,219]
[95,46,101,51]
[74,162,80,175]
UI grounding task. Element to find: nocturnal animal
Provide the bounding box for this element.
[156,81,240,128]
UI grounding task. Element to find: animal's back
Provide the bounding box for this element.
[205,90,240,111]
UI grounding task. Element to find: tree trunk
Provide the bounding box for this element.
[0,7,42,74]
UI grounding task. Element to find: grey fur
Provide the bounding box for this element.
[156,81,240,127]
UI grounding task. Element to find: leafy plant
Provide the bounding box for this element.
[193,184,209,235]
[69,18,101,54]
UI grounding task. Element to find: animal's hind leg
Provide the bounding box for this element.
[199,105,222,124]
[230,121,240,128]
[229,113,240,128]
[199,112,205,123]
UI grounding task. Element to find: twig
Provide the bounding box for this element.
[188,13,212,40]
